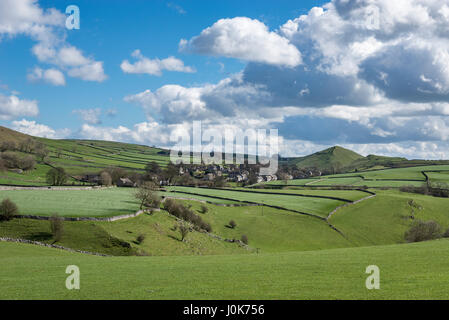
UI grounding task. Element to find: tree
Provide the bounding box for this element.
[241,234,249,245]
[228,220,237,229]
[50,214,64,242]
[0,141,16,152]
[104,166,128,184]
[19,138,36,153]
[100,171,112,186]
[163,162,179,185]
[135,181,160,210]
[19,155,36,171]
[1,151,19,168]
[0,198,18,221]
[178,222,190,242]
[46,167,68,186]
[35,143,49,161]
[145,161,162,175]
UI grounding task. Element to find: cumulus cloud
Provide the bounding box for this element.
[120,0,448,159]
[0,94,39,120]
[0,0,106,83]
[121,50,195,76]
[73,108,102,124]
[27,67,65,86]
[180,17,302,67]
[11,119,70,138]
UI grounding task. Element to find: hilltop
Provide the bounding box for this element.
[285,146,364,173]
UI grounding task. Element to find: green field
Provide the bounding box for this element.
[0,188,139,217]
[238,187,369,201]
[330,189,449,246]
[166,186,345,217]
[2,239,449,299]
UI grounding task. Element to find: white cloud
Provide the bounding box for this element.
[27,67,65,86]
[180,17,302,67]
[73,108,102,124]
[0,0,106,83]
[10,119,70,139]
[121,50,195,76]
[0,94,38,120]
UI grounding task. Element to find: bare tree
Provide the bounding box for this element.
[178,222,190,242]
[135,181,160,210]
[100,171,112,186]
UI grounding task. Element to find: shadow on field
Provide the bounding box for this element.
[27,232,52,241]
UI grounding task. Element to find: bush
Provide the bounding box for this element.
[136,234,146,244]
[405,220,442,243]
[229,220,237,229]
[443,228,449,238]
[241,234,249,245]
[164,199,212,232]
[0,198,18,221]
[50,214,64,242]
[199,204,208,214]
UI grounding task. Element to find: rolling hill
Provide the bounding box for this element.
[285,146,364,172]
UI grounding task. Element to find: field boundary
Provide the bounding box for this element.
[326,193,377,221]
[0,237,110,256]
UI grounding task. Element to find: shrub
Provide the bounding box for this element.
[0,198,18,221]
[199,204,208,214]
[405,220,442,243]
[50,214,64,242]
[443,227,449,238]
[136,234,146,244]
[164,199,211,232]
[229,220,237,229]
[241,234,249,245]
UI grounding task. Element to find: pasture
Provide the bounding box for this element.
[165,186,345,217]
[2,239,449,299]
[0,188,139,217]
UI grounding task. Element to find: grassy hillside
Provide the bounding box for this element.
[0,211,248,257]
[0,126,171,186]
[288,146,363,171]
[330,189,449,246]
[2,239,449,299]
[165,186,345,217]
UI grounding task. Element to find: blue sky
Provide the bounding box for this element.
[1,0,449,159]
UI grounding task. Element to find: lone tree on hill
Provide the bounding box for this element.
[46,167,68,186]
[0,198,18,221]
[178,221,190,242]
[135,181,161,210]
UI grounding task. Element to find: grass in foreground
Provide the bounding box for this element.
[2,239,449,299]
